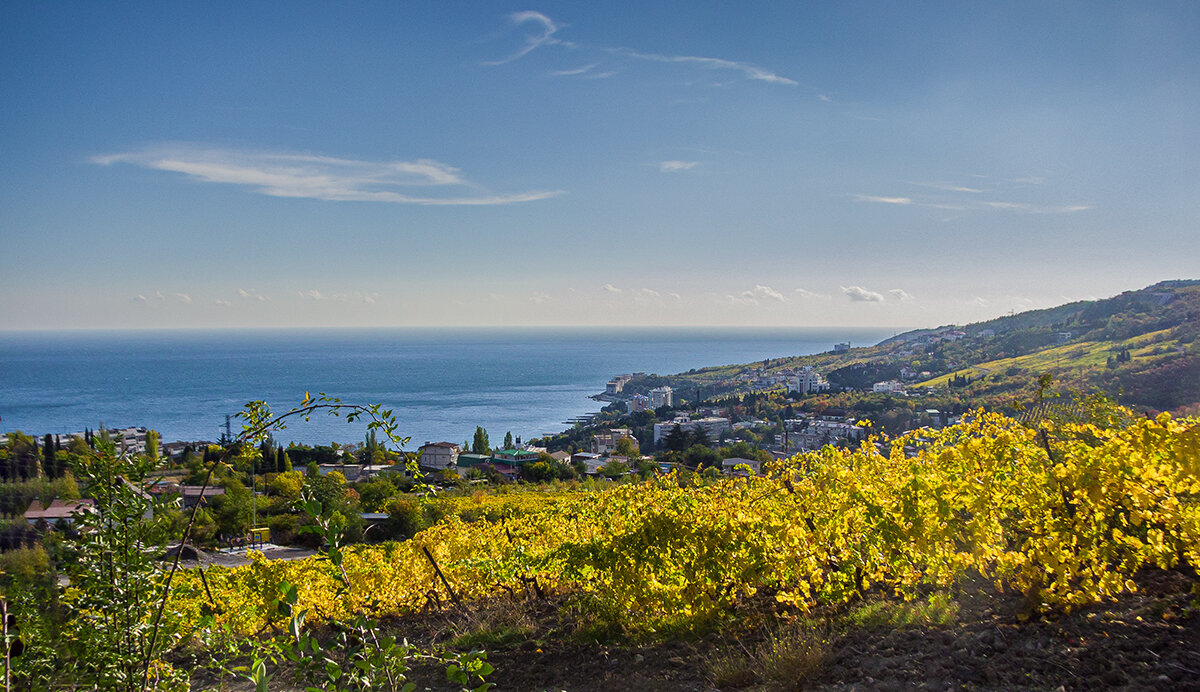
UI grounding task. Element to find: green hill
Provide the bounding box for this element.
[625,280,1200,415]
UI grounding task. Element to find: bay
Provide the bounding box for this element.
[0,327,894,446]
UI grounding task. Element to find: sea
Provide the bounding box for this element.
[0,327,894,447]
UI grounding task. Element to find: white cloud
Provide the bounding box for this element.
[913,182,983,193]
[841,285,885,302]
[984,201,1090,214]
[550,64,598,77]
[794,288,830,300]
[667,291,682,300]
[733,284,786,304]
[486,12,794,86]
[173,293,192,303]
[970,296,990,308]
[602,283,622,294]
[854,194,912,205]
[658,160,699,172]
[611,48,797,85]
[131,294,148,303]
[215,299,232,307]
[638,288,661,297]
[888,288,914,301]
[529,291,550,304]
[484,11,567,65]
[299,289,322,300]
[93,145,561,206]
[817,93,832,102]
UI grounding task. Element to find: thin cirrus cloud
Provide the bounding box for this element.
[92,146,562,206]
[487,11,796,86]
[659,160,699,173]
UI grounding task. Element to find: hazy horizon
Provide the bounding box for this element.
[3,3,1197,330]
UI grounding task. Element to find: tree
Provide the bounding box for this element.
[471,426,490,455]
[503,431,514,449]
[689,427,710,448]
[614,436,639,459]
[144,430,160,464]
[212,478,254,538]
[664,424,689,452]
[43,433,57,478]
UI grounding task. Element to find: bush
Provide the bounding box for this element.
[385,496,428,539]
[268,514,301,545]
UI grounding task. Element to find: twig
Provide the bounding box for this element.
[422,546,463,608]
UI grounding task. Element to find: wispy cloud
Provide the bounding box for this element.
[238,288,268,302]
[888,288,914,301]
[854,194,912,205]
[173,293,192,303]
[984,201,1090,214]
[658,160,699,172]
[299,289,322,301]
[487,11,795,86]
[215,299,232,308]
[484,11,568,65]
[601,283,622,294]
[794,288,830,300]
[913,182,983,193]
[608,47,797,85]
[93,145,562,206]
[529,291,551,304]
[842,285,885,302]
[550,63,598,76]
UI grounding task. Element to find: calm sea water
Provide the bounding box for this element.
[0,327,893,446]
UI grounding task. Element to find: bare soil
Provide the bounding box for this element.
[191,568,1198,691]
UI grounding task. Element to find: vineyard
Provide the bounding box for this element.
[173,407,1198,638]
[4,405,1197,690]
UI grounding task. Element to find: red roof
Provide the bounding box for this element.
[24,498,95,521]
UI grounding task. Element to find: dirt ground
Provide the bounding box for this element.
[191,568,1198,691]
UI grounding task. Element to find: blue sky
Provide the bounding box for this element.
[2,1,1197,329]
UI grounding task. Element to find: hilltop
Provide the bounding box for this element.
[617,280,1200,417]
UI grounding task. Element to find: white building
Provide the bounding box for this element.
[652,416,732,445]
[649,386,674,409]
[417,441,461,470]
[872,380,906,394]
[788,367,830,395]
[627,394,650,412]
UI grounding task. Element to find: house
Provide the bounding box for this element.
[651,416,732,445]
[317,464,364,481]
[24,498,96,529]
[491,448,539,465]
[627,394,650,413]
[147,482,226,508]
[455,453,492,469]
[722,457,762,477]
[591,428,635,455]
[873,380,906,395]
[571,452,602,473]
[548,451,572,464]
[418,441,461,470]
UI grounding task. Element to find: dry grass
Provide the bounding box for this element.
[708,620,829,690]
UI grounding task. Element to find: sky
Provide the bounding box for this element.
[1,1,1197,330]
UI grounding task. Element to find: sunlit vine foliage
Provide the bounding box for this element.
[174,407,1198,636]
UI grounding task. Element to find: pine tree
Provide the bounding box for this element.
[503,431,514,449]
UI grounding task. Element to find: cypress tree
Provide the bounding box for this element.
[42,434,55,478]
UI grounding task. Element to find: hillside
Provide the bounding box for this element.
[620,280,1200,415]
